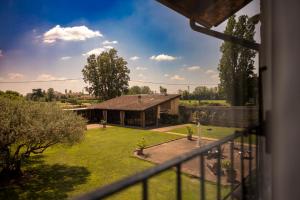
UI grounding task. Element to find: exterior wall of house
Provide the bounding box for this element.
[158,97,180,115]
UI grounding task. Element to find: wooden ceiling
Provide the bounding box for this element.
[157,0,253,28]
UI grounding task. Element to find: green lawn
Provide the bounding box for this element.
[170,124,241,139]
[170,124,255,144]
[1,126,229,200]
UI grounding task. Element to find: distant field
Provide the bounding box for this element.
[57,99,101,109]
[179,100,230,107]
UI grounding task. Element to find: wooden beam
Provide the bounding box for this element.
[120,111,125,126]
[190,20,260,51]
[141,111,146,128]
[103,110,107,122]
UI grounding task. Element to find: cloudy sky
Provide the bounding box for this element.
[0,0,260,94]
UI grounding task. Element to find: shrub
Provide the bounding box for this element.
[136,138,146,150]
[186,126,194,140]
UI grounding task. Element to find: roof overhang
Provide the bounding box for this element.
[157,0,253,28]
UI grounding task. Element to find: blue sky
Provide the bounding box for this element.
[0,0,260,94]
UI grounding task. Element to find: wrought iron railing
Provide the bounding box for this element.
[75,127,260,200]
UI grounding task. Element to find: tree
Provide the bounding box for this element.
[218,15,257,106]
[0,90,23,100]
[46,88,55,102]
[159,86,167,95]
[140,86,152,94]
[128,86,152,95]
[0,97,86,179]
[82,49,130,100]
[128,86,142,95]
[30,88,44,101]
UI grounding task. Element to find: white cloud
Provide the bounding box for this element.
[130,56,140,61]
[61,56,71,60]
[186,66,202,71]
[0,49,3,57]
[102,40,118,45]
[8,73,24,80]
[36,74,66,81]
[103,45,114,49]
[43,25,102,44]
[164,74,169,77]
[170,75,185,81]
[210,74,220,82]
[150,54,178,61]
[138,73,145,78]
[205,69,217,74]
[135,67,147,71]
[82,48,106,56]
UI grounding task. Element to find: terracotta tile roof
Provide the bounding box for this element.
[89,94,180,111]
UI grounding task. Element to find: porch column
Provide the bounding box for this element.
[120,111,125,126]
[103,110,107,122]
[140,111,145,128]
[156,105,161,127]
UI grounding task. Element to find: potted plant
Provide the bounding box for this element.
[136,138,146,156]
[186,126,194,140]
[101,120,107,128]
[221,160,237,183]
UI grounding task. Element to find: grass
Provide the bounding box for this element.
[0,126,229,200]
[170,124,255,143]
[179,100,230,107]
[170,124,241,139]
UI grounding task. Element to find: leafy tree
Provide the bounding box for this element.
[0,98,86,179]
[0,90,23,100]
[159,86,167,95]
[128,86,142,95]
[30,88,44,101]
[218,15,257,106]
[82,49,130,100]
[128,86,152,95]
[140,86,152,94]
[46,88,55,102]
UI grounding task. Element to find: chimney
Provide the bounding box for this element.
[138,95,142,103]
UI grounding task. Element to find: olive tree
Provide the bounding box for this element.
[0,97,86,179]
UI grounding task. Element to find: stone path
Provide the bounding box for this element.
[136,138,256,185]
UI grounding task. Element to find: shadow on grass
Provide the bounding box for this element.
[0,156,90,200]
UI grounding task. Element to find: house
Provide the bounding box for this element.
[87,94,180,128]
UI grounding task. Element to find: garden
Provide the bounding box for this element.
[0,126,231,200]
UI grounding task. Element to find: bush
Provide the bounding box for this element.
[186,126,194,140]
[136,138,146,150]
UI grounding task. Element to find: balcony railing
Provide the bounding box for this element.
[75,127,260,200]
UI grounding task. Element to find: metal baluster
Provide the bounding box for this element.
[241,134,245,199]
[217,145,221,200]
[176,164,182,200]
[255,132,259,199]
[230,140,234,200]
[200,154,205,200]
[142,179,148,200]
[249,133,252,198]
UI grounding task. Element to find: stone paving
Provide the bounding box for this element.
[136,138,256,185]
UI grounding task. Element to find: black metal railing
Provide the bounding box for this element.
[75,127,260,200]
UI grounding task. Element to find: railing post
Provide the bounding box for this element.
[217,145,221,200]
[142,180,148,200]
[176,164,182,200]
[241,134,245,199]
[200,154,205,200]
[230,140,235,200]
